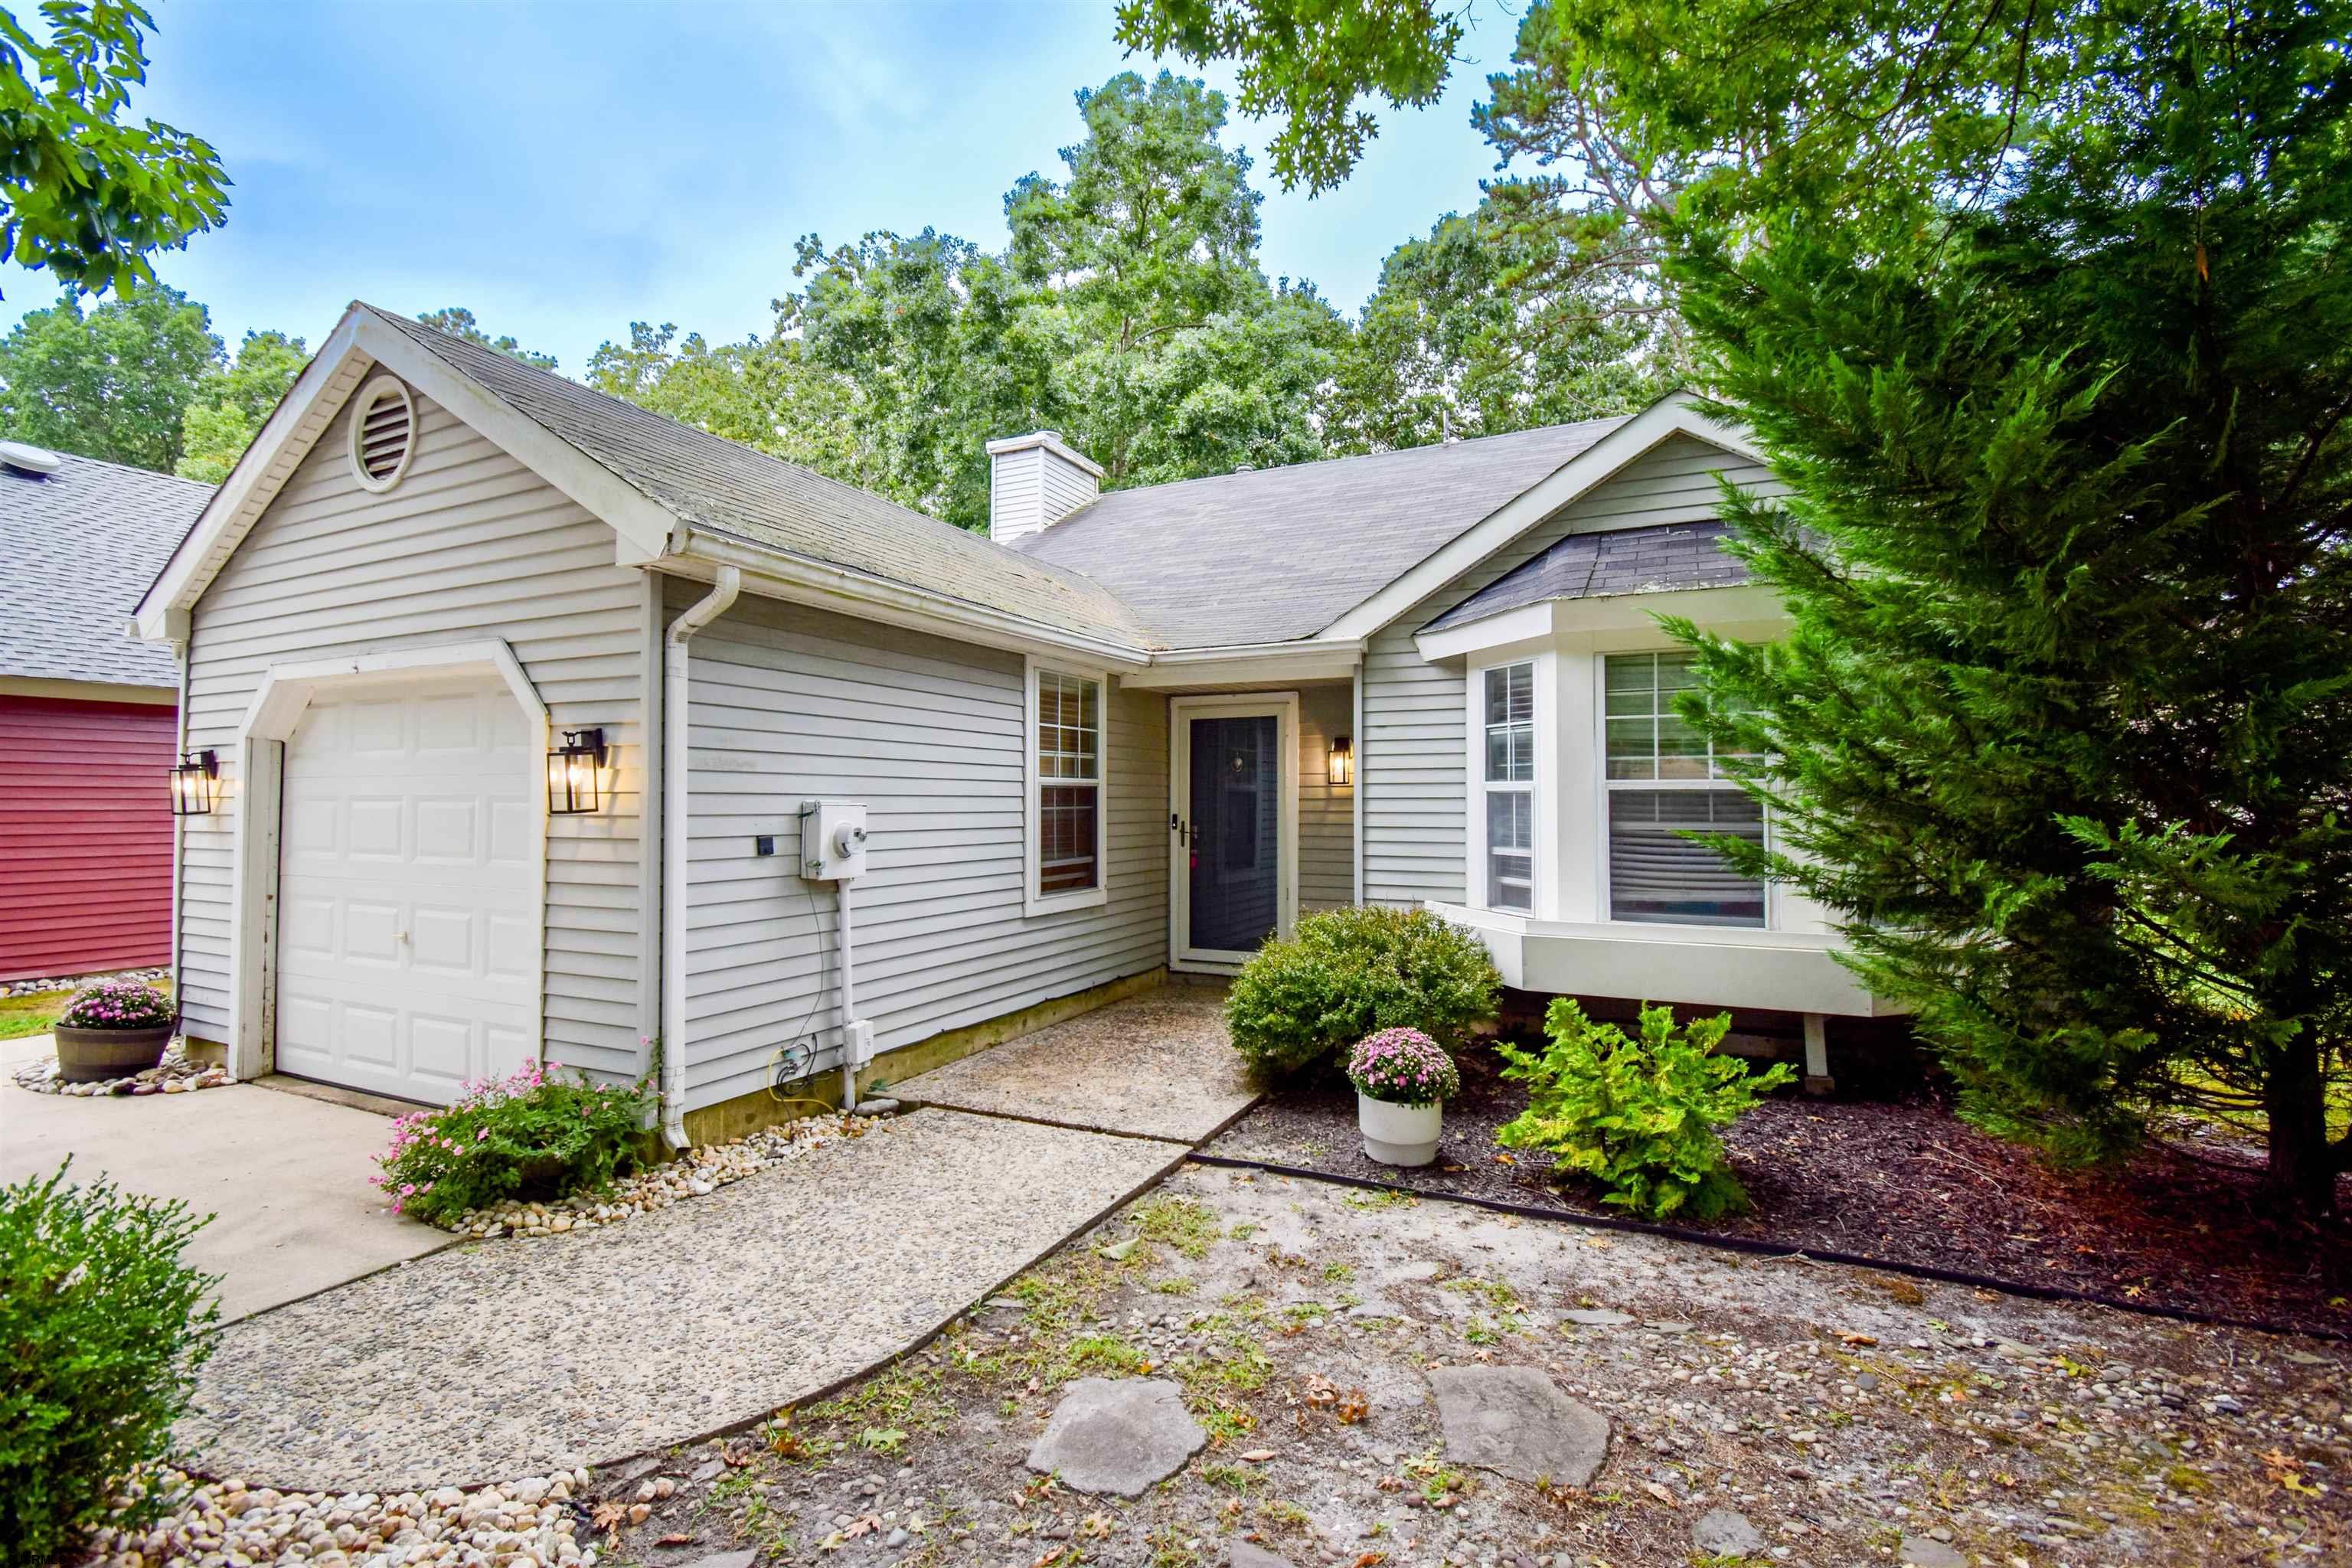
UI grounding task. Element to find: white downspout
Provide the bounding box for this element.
[660,566,740,1148]
[837,880,860,1111]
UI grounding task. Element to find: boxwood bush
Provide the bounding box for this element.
[1497,998,1792,1220]
[1224,906,1501,1076]
[1,1161,218,1568]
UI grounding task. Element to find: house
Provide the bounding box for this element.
[129,301,1893,1135]
[2,443,211,985]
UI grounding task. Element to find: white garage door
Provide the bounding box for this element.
[275,672,539,1104]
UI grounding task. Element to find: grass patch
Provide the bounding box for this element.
[0,987,76,1041]
[1343,1187,1416,1212]
[1130,1197,1217,1259]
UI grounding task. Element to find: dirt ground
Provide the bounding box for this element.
[586,1161,2349,1568]
[1204,1045,2352,1337]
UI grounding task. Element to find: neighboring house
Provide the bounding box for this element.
[1,444,211,984]
[130,302,1891,1132]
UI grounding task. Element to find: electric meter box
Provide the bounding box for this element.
[801,799,868,880]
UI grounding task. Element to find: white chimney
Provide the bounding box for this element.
[986,431,1102,547]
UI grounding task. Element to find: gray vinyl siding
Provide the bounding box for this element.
[1297,682,1355,911]
[1039,456,1097,527]
[1361,435,1779,906]
[677,586,1168,1109]
[177,390,652,1081]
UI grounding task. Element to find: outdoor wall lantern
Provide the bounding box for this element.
[1328,734,1354,788]
[547,727,608,815]
[169,750,219,816]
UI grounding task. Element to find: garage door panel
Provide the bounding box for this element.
[348,798,405,858]
[410,905,479,974]
[415,798,482,863]
[276,673,540,1106]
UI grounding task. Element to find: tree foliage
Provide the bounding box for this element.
[418,305,557,371]
[0,283,217,469]
[0,0,230,297]
[174,325,305,482]
[601,71,1354,529]
[1667,0,2352,1210]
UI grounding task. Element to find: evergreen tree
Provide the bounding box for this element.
[1670,0,2352,1211]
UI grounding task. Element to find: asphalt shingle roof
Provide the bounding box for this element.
[361,306,1156,649]
[1423,519,1748,632]
[0,449,210,687]
[1016,418,1632,648]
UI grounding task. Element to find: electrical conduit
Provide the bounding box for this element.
[660,566,740,1148]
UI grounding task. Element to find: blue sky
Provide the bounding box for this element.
[2,0,1524,371]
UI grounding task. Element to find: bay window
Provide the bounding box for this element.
[1602,651,1765,926]
[1028,665,1105,911]
[1481,661,1536,911]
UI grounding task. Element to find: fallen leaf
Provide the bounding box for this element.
[1099,1237,1139,1262]
[655,1534,694,1547]
[1642,1481,1677,1507]
[1240,1448,1276,1462]
[1840,1332,1879,1347]
[1336,1392,1369,1424]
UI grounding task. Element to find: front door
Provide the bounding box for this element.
[1171,695,1297,968]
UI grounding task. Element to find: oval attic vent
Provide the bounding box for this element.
[348,374,417,492]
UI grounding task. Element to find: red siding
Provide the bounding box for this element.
[0,696,177,983]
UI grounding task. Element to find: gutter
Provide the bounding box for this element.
[658,565,741,1147]
[675,531,1152,672]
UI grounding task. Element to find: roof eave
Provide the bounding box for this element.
[673,529,1154,672]
[132,305,685,642]
[1317,393,1763,645]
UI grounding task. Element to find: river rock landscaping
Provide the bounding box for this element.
[573,1160,2347,1568]
[80,1466,606,1568]
[434,1112,864,1240]
[1205,1040,2352,1338]
[11,1044,230,1096]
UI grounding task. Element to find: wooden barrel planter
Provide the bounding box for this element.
[53,1024,174,1083]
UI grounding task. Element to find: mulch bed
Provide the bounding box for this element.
[1204,1041,2352,1338]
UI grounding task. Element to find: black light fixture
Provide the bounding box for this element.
[1328,734,1354,788]
[547,727,607,814]
[169,750,219,816]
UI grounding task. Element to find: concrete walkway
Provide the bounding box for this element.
[893,983,1256,1142]
[1,1037,446,1320]
[180,1106,1182,1491]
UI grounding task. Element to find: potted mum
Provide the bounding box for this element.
[1347,1027,1460,1168]
[51,979,178,1083]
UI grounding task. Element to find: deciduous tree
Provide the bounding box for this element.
[0,0,230,296]
[0,283,217,469]
[173,327,305,482]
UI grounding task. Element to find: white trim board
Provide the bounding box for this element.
[1169,691,1301,972]
[1318,394,1765,645]
[1024,655,1114,920]
[220,639,551,1083]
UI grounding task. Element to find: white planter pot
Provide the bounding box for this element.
[1357,1092,1442,1168]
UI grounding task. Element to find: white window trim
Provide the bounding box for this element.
[1467,654,1553,917]
[1024,655,1111,917]
[1592,649,1775,930]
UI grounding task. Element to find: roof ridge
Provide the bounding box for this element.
[1069,415,1635,506]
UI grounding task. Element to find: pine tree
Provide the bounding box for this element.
[1670,0,2352,1212]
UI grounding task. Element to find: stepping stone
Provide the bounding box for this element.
[1561,1308,1635,1326]
[1427,1365,1609,1486]
[1027,1377,1206,1496]
[1691,1506,1766,1557]
[1229,1544,1295,1567]
[1898,1538,1967,1568]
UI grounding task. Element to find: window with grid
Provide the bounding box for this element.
[1602,652,1765,926]
[1035,670,1101,898]
[1482,662,1535,912]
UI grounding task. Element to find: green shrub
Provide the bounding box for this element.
[1495,999,1793,1220]
[1224,906,1501,1076]
[1,1161,218,1568]
[375,1058,655,1226]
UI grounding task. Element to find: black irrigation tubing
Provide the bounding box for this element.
[1184,1151,2352,1346]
